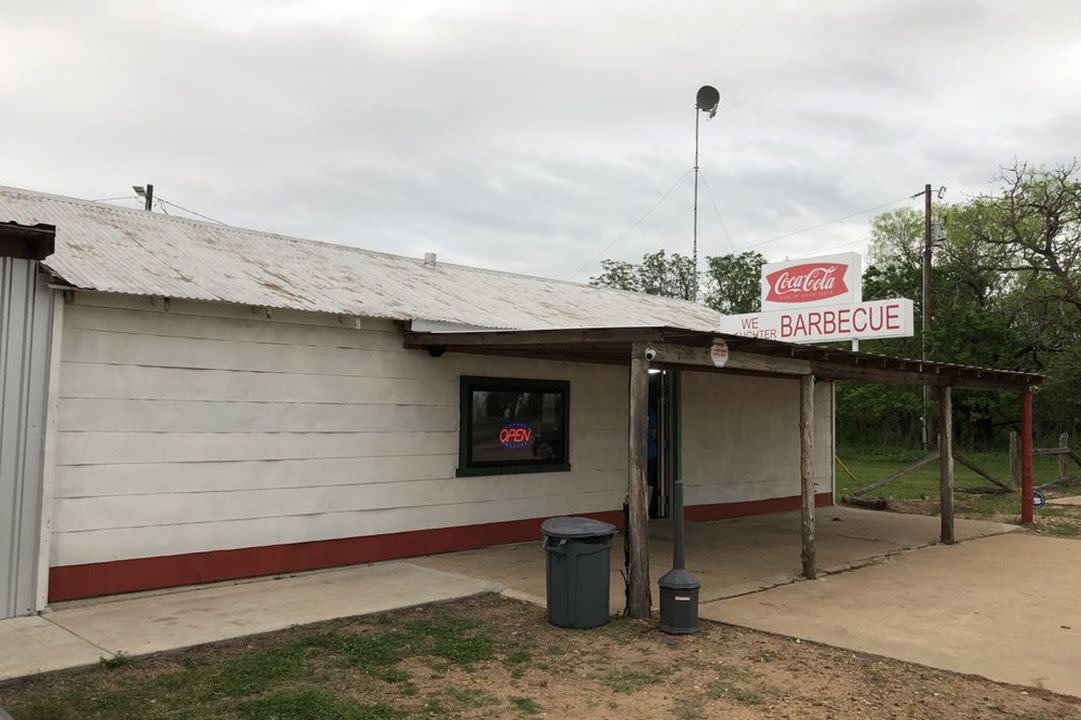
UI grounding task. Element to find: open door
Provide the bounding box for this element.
[648,369,676,520]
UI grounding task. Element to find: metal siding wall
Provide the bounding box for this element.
[0,257,52,618]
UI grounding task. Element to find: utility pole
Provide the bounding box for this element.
[922,183,933,450]
[133,184,154,212]
[692,108,700,301]
[691,86,719,303]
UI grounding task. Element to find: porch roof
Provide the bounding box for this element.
[403,324,1042,393]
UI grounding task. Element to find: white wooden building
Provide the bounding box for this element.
[0,186,1039,616]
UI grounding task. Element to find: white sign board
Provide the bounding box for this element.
[710,338,729,367]
[760,252,862,311]
[720,298,915,344]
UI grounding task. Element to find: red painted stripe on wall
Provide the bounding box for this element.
[48,492,833,602]
[48,510,624,602]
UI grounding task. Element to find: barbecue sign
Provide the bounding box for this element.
[719,252,915,344]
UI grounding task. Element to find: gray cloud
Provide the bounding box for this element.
[2,0,1079,282]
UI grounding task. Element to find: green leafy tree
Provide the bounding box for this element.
[590,250,696,301]
[702,251,766,314]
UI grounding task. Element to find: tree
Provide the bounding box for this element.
[702,251,766,314]
[590,250,696,301]
[868,208,923,274]
[590,259,639,292]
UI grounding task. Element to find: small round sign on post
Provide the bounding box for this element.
[1033,489,1046,510]
[710,338,729,368]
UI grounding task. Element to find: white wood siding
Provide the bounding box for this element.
[52,293,835,568]
[52,294,627,566]
[680,372,834,506]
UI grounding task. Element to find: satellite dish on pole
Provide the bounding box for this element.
[696,85,720,118]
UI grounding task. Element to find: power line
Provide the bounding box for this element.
[697,170,735,254]
[572,168,693,278]
[92,195,140,202]
[156,198,226,225]
[734,194,915,254]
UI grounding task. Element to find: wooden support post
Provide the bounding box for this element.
[1021,391,1034,524]
[800,375,816,579]
[625,343,651,618]
[1059,432,1070,485]
[939,386,955,545]
[1009,430,1020,491]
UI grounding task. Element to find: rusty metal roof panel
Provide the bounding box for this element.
[0,186,723,331]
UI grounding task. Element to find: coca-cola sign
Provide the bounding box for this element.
[759,251,862,311]
[765,262,849,304]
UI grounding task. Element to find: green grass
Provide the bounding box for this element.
[601,669,662,694]
[2,611,497,720]
[836,446,1060,501]
[836,446,1081,533]
[509,696,543,715]
[98,651,134,670]
[237,690,402,720]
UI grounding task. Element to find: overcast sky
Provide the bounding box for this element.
[3,0,1079,281]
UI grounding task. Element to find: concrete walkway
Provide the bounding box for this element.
[700,532,1081,698]
[417,507,1016,609]
[0,561,501,682]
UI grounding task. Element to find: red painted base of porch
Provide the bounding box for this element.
[49,492,833,602]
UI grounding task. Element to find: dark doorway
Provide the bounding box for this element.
[647,369,675,520]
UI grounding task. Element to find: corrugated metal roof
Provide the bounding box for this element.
[0,186,722,331]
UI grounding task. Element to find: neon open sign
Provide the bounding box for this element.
[499,422,533,449]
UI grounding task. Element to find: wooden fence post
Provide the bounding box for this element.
[1060,432,1070,485]
[800,375,816,579]
[625,343,651,618]
[1009,430,1020,491]
[1021,391,1034,524]
[939,386,955,545]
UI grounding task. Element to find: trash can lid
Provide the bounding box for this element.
[541,516,616,539]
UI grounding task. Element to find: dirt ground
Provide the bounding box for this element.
[2,593,1078,720]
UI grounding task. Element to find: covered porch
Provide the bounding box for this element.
[405,325,1042,617]
[414,505,1016,611]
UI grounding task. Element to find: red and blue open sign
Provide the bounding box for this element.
[499,422,533,449]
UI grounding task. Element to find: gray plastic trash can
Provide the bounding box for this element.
[541,516,616,629]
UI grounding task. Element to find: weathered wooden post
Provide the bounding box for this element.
[939,386,955,545]
[1060,432,1070,485]
[799,374,816,579]
[1021,390,1034,524]
[625,342,651,618]
[1009,430,1020,491]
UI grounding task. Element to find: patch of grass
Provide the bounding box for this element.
[545,645,566,656]
[408,617,493,666]
[503,649,532,679]
[708,681,768,705]
[836,447,1060,505]
[671,695,708,720]
[602,669,661,694]
[509,696,543,715]
[99,650,134,670]
[238,689,402,720]
[296,613,492,682]
[587,615,633,636]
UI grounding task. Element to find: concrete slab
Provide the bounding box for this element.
[416,507,1016,609]
[48,562,501,658]
[701,533,1081,697]
[0,615,105,681]
[0,561,500,682]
